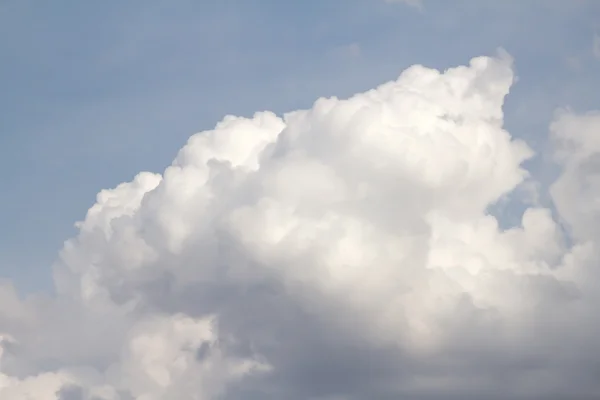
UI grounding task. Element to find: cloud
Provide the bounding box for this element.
[329,43,362,60]
[2,52,600,399]
[383,0,423,10]
[593,32,600,60]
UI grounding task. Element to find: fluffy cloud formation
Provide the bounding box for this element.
[2,52,600,399]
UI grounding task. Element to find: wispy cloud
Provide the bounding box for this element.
[384,0,423,10]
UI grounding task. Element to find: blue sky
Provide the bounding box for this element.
[1,0,599,294]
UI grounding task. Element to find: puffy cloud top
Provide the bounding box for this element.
[2,53,600,399]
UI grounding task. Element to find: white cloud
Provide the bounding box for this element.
[329,43,362,60]
[384,0,423,10]
[2,52,600,399]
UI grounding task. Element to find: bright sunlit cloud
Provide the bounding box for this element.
[2,50,600,399]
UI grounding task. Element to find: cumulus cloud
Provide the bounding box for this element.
[2,52,600,399]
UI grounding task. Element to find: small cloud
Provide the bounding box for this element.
[384,0,423,10]
[593,32,600,60]
[565,56,583,72]
[330,43,362,60]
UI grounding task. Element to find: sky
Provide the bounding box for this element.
[1,1,600,399]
